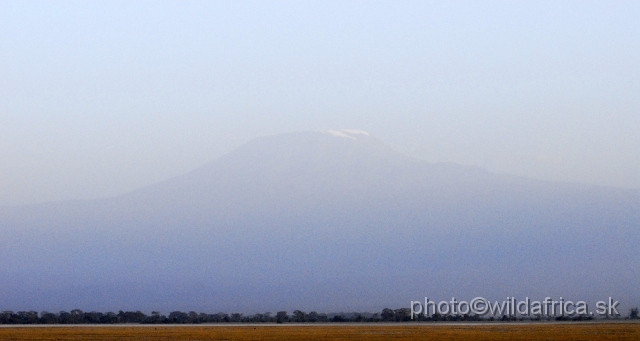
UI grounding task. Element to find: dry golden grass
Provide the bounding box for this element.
[0,322,638,340]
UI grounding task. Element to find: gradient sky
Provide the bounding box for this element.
[1,1,639,206]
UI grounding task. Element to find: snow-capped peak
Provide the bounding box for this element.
[322,129,371,140]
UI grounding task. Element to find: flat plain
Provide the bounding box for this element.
[0,322,638,340]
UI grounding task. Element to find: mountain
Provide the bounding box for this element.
[1,130,639,313]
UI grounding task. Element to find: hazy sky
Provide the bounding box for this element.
[1,1,639,206]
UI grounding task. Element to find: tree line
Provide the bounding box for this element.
[0,307,637,324]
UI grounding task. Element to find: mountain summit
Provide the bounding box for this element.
[322,129,371,139]
[1,131,638,312]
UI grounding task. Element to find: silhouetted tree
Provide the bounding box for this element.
[67,309,83,324]
[276,311,288,323]
[331,314,347,322]
[84,311,103,323]
[101,312,118,324]
[168,311,189,323]
[143,311,163,324]
[58,311,72,324]
[292,310,306,322]
[263,312,273,322]
[307,311,319,322]
[352,313,365,322]
[381,308,395,321]
[394,308,411,322]
[39,311,58,324]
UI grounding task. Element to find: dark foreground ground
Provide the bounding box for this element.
[0,322,638,340]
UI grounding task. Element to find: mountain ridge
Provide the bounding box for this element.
[0,130,638,312]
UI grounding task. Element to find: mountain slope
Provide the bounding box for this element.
[1,130,638,313]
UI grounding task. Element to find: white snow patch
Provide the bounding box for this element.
[324,130,356,139]
[341,129,370,136]
[322,129,370,140]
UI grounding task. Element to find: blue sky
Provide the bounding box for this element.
[1,1,639,205]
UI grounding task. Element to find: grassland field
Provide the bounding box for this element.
[0,321,638,340]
